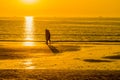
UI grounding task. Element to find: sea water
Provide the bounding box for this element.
[0,17,120,42]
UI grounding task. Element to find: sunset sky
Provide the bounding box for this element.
[0,0,119,17]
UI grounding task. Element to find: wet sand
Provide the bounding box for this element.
[0,69,120,80]
[0,42,120,79]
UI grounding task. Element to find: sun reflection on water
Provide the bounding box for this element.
[24,16,35,46]
[23,59,35,69]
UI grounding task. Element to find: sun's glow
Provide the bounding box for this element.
[22,0,37,4]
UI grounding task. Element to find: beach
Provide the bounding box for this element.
[0,42,120,79]
[0,17,120,79]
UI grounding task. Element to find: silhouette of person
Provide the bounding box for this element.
[45,29,51,45]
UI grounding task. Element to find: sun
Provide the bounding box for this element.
[22,0,37,4]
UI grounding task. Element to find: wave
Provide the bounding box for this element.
[0,40,120,42]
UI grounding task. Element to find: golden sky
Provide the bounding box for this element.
[0,0,119,17]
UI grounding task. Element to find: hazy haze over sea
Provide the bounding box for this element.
[0,17,120,42]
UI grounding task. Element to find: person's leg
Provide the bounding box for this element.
[46,39,48,45]
[48,39,51,45]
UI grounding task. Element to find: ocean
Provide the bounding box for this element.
[0,17,120,42]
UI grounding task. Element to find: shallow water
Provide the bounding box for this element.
[0,17,120,42]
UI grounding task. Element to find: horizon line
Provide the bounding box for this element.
[0,16,120,18]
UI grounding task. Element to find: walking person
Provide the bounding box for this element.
[45,29,51,45]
